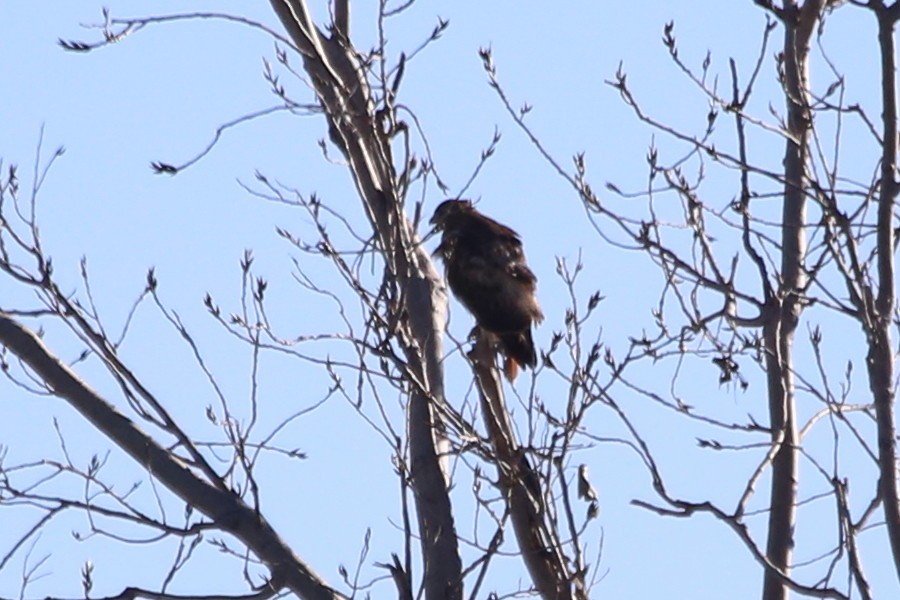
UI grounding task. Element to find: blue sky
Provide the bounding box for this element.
[1,1,897,599]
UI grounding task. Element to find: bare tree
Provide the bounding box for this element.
[480,0,900,598]
[1,2,598,599]
[3,1,900,600]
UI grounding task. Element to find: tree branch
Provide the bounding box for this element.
[468,333,581,600]
[0,313,344,600]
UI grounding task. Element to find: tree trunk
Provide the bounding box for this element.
[869,5,900,579]
[761,2,822,598]
[268,2,463,597]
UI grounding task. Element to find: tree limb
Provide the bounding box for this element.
[469,334,581,600]
[0,313,344,600]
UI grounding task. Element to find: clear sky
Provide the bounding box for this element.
[0,1,896,599]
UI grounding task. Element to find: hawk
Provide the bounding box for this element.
[429,199,543,380]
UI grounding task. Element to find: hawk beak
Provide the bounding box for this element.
[421,225,439,244]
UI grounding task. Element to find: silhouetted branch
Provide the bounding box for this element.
[0,313,345,600]
[469,333,582,600]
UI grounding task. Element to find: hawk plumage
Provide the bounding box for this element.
[429,199,543,380]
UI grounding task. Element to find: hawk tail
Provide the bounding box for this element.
[500,330,537,381]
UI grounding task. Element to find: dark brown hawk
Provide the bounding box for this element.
[430,199,543,380]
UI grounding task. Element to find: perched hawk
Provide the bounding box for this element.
[430,199,543,380]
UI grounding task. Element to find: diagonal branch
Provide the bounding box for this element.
[469,334,581,600]
[0,313,345,600]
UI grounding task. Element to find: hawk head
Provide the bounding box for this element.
[429,199,475,261]
[429,199,474,231]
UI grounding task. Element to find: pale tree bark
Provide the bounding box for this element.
[867,0,900,578]
[760,2,823,599]
[267,2,462,597]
